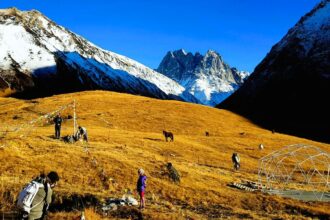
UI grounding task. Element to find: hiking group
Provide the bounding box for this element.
[16,111,242,219]
[52,113,88,143]
[15,112,93,219]
[17,168,147,219]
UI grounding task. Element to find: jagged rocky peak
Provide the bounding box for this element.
[158,49,242,78]
[157,49,199,81]
[201,50,231,74]
[157,49,249,106]
[0,7,22,16]
[157,49,231,78]
[204,49,222,60]
[172,48,188,56]
[0,8,44,26]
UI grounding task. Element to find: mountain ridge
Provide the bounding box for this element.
[157,49,249,106]
[218,0,330,143]
[0,8,198,103]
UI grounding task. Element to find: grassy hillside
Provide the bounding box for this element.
[0,91,329,219]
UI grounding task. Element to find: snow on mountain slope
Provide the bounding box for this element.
[0,8,198,102]
[0,22,56,74]
[218,0,330,143]
[276,0,330,53]
[157,49,249,106]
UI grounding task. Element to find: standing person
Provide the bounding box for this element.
[232,153,240,170]
[136,168,147,209]
[53,113,63,139]
[17,171,60,220]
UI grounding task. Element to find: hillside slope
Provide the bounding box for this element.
[218,0,330,143]
[0,8,197,103]
[0,91,329,219]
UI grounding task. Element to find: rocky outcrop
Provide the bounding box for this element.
[157,49,249,106]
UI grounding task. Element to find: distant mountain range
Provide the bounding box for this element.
[218,0,330,143]
[0,8,198,103]
[0,8,249,106]
[157,49,249,106]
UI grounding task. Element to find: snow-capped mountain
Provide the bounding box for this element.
[156,49,249,106]
[0,8,198,102]
[219,0,330,143]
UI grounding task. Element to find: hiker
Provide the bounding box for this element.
[166,162,180,183]
[136,168,147,209]
[53,113,63,139]
[232,153,240,170]
[75,126,88,142]
[17,171,60,220]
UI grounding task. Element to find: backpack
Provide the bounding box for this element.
[235,155,240,163]
[232,153,240,164]
[17,179,46,213]
[63,135,75,143]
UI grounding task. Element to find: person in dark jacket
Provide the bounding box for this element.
[136,168,147,209]
[53,113,63,139]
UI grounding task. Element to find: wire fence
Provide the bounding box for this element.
[1,100,115,216]
[0,211,19,220]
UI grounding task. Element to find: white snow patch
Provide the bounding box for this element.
[0,24,56,72]
[276,1,330,53]
[0,11,197,102]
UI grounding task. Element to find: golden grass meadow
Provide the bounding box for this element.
[0,90,329,219]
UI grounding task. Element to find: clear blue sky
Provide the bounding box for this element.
[0,0,321,72]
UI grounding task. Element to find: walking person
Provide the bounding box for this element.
[53,113,63,139]
[17,171,60,220]
[136,168,147,209]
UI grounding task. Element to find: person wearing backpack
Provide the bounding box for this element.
[17,171,60,220]
[53,113,63,139]
[136,168,147,210]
